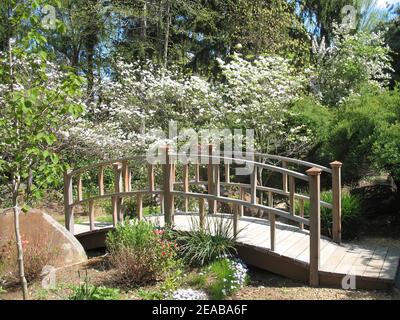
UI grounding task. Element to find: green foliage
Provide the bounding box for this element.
[202,258,249,300]
[372,122,400,185]
[106,220,179,286]
[298,189,362,239]
[323,85,400,182]
[290,96,333,148]
[171,218,237,267]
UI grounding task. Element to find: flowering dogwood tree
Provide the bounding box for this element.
[217,53,313,156]
[65,54,313,161]
[63,59,222,159]
[311,24,394,106]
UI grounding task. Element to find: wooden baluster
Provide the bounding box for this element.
[207,144,215,214]
[136,193,143,220]
[289,176,295,216]
[160,194,164,214]
[259,192,264,218]
[199,197,205,230]
[163,146,174,225]
[214,163,220,214]
[250,166,257,205]
[299,199,305,230]
[195,163,200,183]
[268,191,275,251]
[63,169,74,233]
[98,166,104,196]
[307,167,322,287]
[225,163,230,183]
[183,164,189,212]
[239,187,244,217]
[89,200,95,231]
[77,173,83,202]
[113,163,123,225]
[122,160,130,192]
[330,161,342,244]
[233,204,239,240]
[282,160,288,193]
[148,164,155,192]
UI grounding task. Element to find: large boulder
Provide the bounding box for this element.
[0,209,87,268]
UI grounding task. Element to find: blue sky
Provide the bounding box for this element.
[376,0,400,9]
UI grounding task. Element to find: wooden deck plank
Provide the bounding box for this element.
[320,245,349,272]
[320,242,340,267]
[282,234,309,259]
[379,247,400,280]
[363,247,389,278]
[348,246,377,277]
[335,250,364,275]
[276,232,307,254]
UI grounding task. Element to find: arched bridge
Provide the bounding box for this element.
[63,147,400,290]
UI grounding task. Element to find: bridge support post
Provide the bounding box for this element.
[199,197,205,230]
[250,166,257,205]
[207,144,216,214]
[63,169,74,233]
[113,163,123,225]
[163,146,174,226]
[183,164,189,212]
[307,167,322,287]
[330,161,342,244]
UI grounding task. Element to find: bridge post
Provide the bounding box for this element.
[183,164,189,212]
[250,166,257,205]
[63,169,74,233]
[163,146,174,225]
[112,163,123,224]
[199,197,205,230]
[282,160,288,193]
[330,161,342,244]
[307,167,322,287]
[207,143,216,214]
[122,160,130,192]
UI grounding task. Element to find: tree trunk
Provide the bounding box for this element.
[8,7,28,299]
[12,177,29,300]
[86,41,95,102]
[141,1,148,41]
[163,2,171,69]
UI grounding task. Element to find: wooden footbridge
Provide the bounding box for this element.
[64,146,400,290]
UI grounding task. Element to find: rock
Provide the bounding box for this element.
[0,209,87,267]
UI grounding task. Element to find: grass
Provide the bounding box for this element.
[171,217,238,267]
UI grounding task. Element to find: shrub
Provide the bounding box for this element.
[323,85,400,182]
[171,217,237,267]
[298,189,362,239]
[0,233,60,286]
[372,122,400,188]
[106,220,178,286]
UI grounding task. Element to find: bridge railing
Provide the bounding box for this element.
[63,146,342,287]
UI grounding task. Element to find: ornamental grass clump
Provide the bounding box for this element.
[106,220,178,286]
[172,217,237,267]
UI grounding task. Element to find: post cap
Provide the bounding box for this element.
[330,161,343,168]
[113,162,123,169]
[306,167,322,176]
